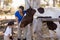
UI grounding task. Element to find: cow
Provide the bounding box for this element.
[20,7,36,28]
[20,7,60,40]
[20,7,57,30]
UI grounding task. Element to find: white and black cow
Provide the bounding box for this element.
[20,7,60,40]
[33,7,60,40]
[20,7,59,30]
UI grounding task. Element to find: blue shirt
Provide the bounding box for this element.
[15,11,26,23]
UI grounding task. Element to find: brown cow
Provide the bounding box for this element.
[20,7,36,28]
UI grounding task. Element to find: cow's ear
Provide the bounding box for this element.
[26,7,32,13]
[31,9,36,16]
[37,7,44,14]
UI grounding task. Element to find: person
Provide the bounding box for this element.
[15,6,26,40]
[4,21,14,40]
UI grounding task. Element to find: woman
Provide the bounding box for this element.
[15,6,26,40]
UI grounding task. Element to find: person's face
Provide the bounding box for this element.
[19,8,23,13]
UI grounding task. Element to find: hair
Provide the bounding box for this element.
[19,6,24,11]
[8,21,14,26]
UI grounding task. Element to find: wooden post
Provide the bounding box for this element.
[25,0,40,9]
[53,0,55,7]
[25,0,31,10]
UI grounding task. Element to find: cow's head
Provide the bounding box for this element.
[20,7,36,28]
[26,7,36,16]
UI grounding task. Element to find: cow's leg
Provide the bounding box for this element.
[35,18,43,40]
[55,22,60,40]
[22,26,27,40]
[32,18,38,40]
[35,18,51,40]
[17,23,21,40]
[32,18,43,40]
[26,24,32,40]
[20,28,26,40]
[32,18,37,33]
[17,23,26,40]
